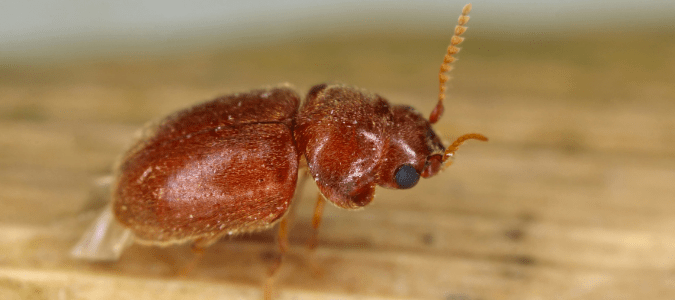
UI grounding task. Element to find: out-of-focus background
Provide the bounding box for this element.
[1,1,674,299]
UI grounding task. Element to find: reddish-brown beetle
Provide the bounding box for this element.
[72,3,486,298]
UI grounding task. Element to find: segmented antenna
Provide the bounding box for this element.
[429,3,472,124]
[442,133,488,167]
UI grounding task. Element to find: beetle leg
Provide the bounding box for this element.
[263,171,309,299]
[307,193,326,251]
[173,236,217,277]
[304,193,327,278]
[274,217,291,274]
[191,235,221,252]
[264,216,289,300]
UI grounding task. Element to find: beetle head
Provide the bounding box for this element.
[376,105,446,190]
[376,104,487,190]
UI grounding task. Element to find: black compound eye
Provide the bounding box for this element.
[395,164,420,189]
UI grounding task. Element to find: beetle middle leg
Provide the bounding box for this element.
[263,171,309,299]
[263,216,289,300]
[174,235,219,277]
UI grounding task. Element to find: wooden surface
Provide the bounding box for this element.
[1,29,675,299]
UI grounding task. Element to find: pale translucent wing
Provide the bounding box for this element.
[70,203,133,261]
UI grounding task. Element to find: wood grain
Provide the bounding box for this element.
[1,31,674,299]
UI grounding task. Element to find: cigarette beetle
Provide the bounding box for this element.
[72,3,486,298]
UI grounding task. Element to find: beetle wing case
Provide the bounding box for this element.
[111,86,301,246]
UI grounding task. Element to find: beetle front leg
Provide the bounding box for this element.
[304,192,327,278]
[307,193,326,251]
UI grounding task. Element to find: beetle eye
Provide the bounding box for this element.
[395,164,420,189]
